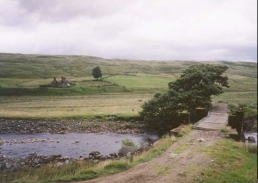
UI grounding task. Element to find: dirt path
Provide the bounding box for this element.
[76,104,228,183]
[78,130,222,183]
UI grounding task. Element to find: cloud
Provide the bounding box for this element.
[0,0,256,61]
[18,0,134,22]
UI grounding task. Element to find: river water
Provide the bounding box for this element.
[243,132,257,146]
[0,133,158,158]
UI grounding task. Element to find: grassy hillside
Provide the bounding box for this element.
[0,53,257,79]
[0,53,257,94]
[0,53,193,79]
[0,53,257,119]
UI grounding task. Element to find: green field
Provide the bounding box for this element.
[0,94,151,119]
[0,53,257,119]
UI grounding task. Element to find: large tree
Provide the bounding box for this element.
[169,64,229,113]
[140,64,229,134]
[92,66,102,80]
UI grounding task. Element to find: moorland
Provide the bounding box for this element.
[0,53,257,120]
[0,53,257,183]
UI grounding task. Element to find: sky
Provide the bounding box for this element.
[0,0,257,62]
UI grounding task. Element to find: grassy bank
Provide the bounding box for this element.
[191,139,257,183]
[1,125,256,183]
[0,125,191,183]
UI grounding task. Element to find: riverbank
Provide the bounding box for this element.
[0,119,154,173]
[76,130,257,183]
[0,118,146,134]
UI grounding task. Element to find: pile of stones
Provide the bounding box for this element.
[2,137,55,145]
[0,150,125,173]
[0,153,70,172]
[0,119,144,134]
[0,144,147,173]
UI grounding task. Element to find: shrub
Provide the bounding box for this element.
[121,138,137,147]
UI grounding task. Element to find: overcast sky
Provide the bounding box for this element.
[0,0,257,62]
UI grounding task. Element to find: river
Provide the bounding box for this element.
[0,133,158,158]
[243,132,257,146]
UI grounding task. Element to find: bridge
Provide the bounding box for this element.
[194,103,228,130]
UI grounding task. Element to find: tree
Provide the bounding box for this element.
[139,90,182,134]
[139,64,229,135]
[92,66,102,80]
[169,64,229,113]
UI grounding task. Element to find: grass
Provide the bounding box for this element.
[246,144,257,154]
[220,126,233,134]
[191,139,257,183]
[0,94,151,119]
[1,160,94,183]
[104,74,178,93]
[154,165,171,175]
[0,91,256,121]
[0,53,256,93]
[212,92,257,116]
[174,143,190,154]
[0,53,256,79]
[1,74,256,95]
[225,74,257,92]
[171,125,193,154]
[0,125,189,183]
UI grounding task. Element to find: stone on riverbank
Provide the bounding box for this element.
[0,119,144,134]
[118,146,138,157]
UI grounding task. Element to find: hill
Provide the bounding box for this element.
[0,53,256,119]
[0,53,256,79]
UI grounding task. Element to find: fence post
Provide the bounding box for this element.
[195,107,207,122]
[179,112,190,124]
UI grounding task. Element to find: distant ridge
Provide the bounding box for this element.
[0,53,256,79]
